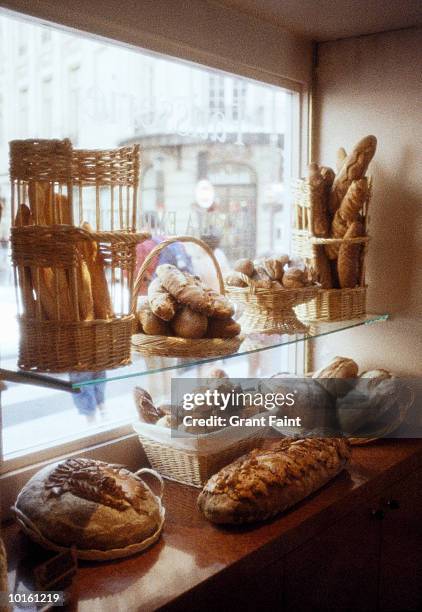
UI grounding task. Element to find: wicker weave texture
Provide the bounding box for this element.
[226,283,318,334]
[138,432,264,488]
[291,177,371,322]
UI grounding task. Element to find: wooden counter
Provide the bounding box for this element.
[3,439,422,611]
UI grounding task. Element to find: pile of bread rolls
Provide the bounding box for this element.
[137,264,240,339]
[225,254,313,290]
[14,183,113,321]
[308,135,377,289]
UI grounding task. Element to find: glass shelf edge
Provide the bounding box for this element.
[0,314,389,392]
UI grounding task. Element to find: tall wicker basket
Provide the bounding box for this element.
[291,177,371,322]
[10,139,148,372]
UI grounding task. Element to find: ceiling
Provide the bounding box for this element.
[217,0,422,41]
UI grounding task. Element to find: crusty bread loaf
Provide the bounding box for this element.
[329,135,377,214]
[338,220,364,288]
[338,178,368,223]
[147,277,177,321]
[14,458,162,552]
[171,306,208,339]
[320,166,335,188]
[198,438,350,524]
[207,316,240,338]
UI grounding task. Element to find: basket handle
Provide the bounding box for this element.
[134,467,164,499]
[130,235,225,315]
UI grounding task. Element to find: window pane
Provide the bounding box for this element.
[0,12,298,461]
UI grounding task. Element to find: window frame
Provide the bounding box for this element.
[0,8,311,515]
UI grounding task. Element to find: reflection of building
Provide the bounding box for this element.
[126,133,286,261]
[0,14,291,260]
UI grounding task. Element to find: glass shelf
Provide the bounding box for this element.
[0,314,388,392]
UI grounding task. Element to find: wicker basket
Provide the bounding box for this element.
[292,177,371,322]
[131,235,242,357]
[10,139,148,372]
[134,420,266,487]
[225,280,319,335]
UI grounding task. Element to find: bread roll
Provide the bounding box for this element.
[207,317,241,338]
[133,387,167,423]
[147,277,177,321]
[338,220,364,289]
[198,438,350,524]
[282,267,305,289]
[225,272,248,287]
[262,257,284,281]
[313,356,359,379]
[234,258,254,277]
[329,135,377,215]
[171,306,208,339]
[138,301,170,335]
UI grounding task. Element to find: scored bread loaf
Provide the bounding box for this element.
[320,166,335,188]
[282,267,305,288]
[329,135,377,215]
[338,220,364,288]
[337,178,368,223]
[147,277,177,321]
[225,271,248,287]
[313,356,359,379]
[198,438,351,524]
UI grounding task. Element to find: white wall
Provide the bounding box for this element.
[313,27,422,375]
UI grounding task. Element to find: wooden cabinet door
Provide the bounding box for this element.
[283,507,381,611]
[379,468,422,612]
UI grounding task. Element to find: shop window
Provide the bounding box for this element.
[0,11,299,466]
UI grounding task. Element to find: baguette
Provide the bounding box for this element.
[314,246,333,289]
[81,222,113,320]
[329,135,377,215]
[147,277,177,321]
[198,438,350,524]
[14,205,36,317]
[309,171,330,238]
[338,220,364,288]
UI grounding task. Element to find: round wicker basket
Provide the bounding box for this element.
[225,275,319,335]
[131,236,242,357]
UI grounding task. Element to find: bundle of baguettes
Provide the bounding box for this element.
[15,183,113,322]
[198,437,350,524]
[308,135,377,289]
